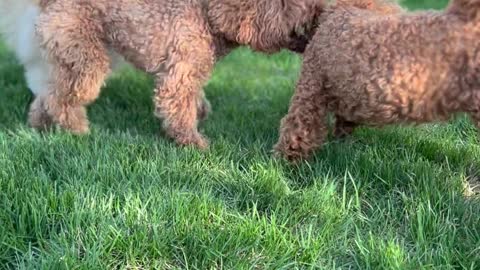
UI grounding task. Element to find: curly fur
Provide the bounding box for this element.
[29,0,324,148]
[274,0,480,161]
[336,0,403,14]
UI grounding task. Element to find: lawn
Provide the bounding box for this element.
[1,0,479,269]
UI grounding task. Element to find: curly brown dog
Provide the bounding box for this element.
[29,0,324,149]
[274,0,480,161]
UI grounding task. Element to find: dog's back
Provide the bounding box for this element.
[335,0,403,14]
[308,0,480,125]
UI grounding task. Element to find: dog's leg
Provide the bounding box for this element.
[274,64,328,161]
[154,71,211,148]
[28,95,53,130]
[39,57,109,135]
[197,90,211,122]
[24,59,51,96]
[334,116,358,139]
[153,31,214,149]
[26,60,54,130]
[30,9,109,134]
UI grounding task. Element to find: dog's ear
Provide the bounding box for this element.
[448,0,480,20]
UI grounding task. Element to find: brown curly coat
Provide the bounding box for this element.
[274,0,480,161]
[29,0,324,148]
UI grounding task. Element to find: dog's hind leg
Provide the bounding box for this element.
[30,7,110,134]
[153,21,214,149]
[26,59,54,130]
[25,60,51,96]
[28,95,53,131]
[274,62,328,161]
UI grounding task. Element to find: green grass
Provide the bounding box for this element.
[0,0,479,269]
[402,0,449,10]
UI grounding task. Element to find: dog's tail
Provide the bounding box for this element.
[447,0,480,20]
[335,0,404,14]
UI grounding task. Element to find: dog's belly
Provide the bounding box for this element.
[331,91,449,127]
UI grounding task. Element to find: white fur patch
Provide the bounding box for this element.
[0,0,50,95]
[0,0,125,96]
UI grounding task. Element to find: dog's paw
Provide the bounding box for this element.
[171,131,210,150]
[57,106,90,135]
[67,121,90,135]
[193,135,209,150]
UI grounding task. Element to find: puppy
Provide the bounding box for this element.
[274,0,480,161]
[28,0,324,148]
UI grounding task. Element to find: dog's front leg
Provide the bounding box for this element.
[274,62,328,161]
[153,35,215,149]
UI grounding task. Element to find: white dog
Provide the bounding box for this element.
[0,0,50,96]
[0,0,123,96]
